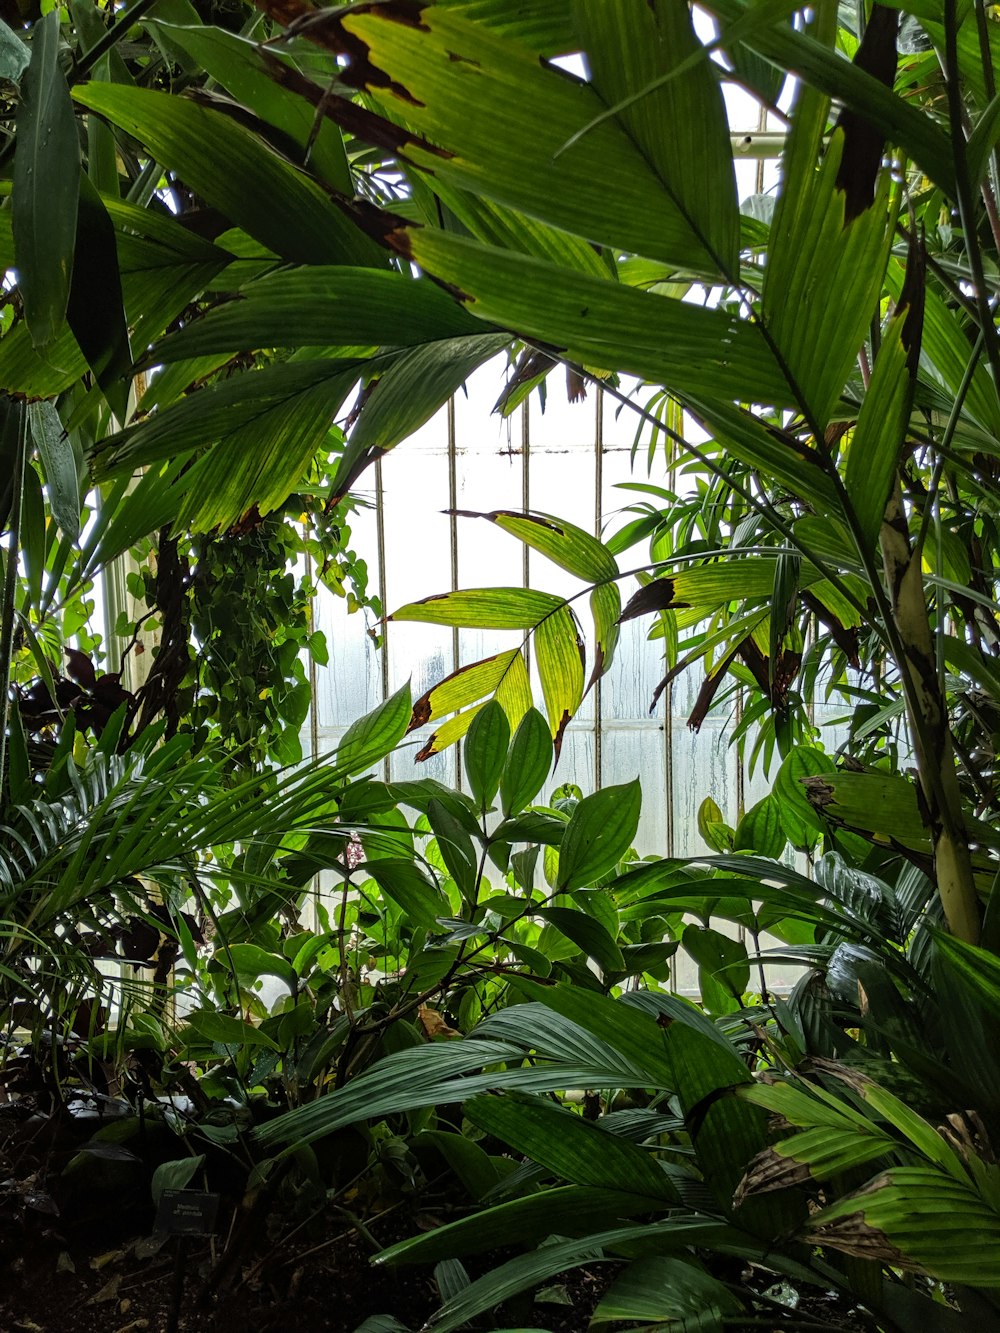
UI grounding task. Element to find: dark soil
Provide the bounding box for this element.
[0,1097,610,1333]
[0,1102,872,1333]
[0,1209,610,1333]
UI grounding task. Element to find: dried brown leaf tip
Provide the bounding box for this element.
[619,579,682,623]
[733,1146,813,1208]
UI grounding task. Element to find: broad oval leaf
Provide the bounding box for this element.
[463,699,510,809]
[500,707,553,816]
[557,780,641,891]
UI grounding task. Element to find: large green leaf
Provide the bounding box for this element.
[466,1091,678,1201]
[573,0,740,272]
[144,21,352,191]
[845,305,917,551]
[66,174,132,421]
[500,708,553,816]
[13,11,81,348]
[377,1185,661,1265]
[537,906,625,975]
[933,931,1000,1022]
[391,588,563,631]
[322,4,733,273]
[73,83,382,267]
[331,332,510,499]
[557,781,641,890]
[336,681,412,777]
[808,1167,1000,1284]
[590,1256,742,1330]
[149,266,493,364]
[764,129,894,430]
[92,360,359,530]
[363,858,450,928]
[398,229,796,407]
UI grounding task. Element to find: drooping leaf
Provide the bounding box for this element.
[73,82,382,267]
[535,603,585,753]
[148,266,492,365]
[409,650,523,729]
[363,858,451,928]
[845,288,921,549]
[391,588,563,631]
[92,360,358,530]
[331,332,510,499]
[66,173,132,422]
[144,20,352,191]
[537,906,624,975]
[337,682,412,777]
[807,1167,1000,1284]
[29,402,79,543]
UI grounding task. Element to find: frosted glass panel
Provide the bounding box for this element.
[303,371,842,997]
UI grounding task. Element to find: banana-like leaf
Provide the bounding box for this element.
[465,1090,679,1201]
[807,1166,1000,1284]
[73,83,382,267]
[590,1256,741,1330]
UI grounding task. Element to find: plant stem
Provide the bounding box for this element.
[0,405,27,795]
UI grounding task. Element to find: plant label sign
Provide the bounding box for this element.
[155,1188,220,1236]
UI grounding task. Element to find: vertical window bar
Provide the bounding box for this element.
[447,398,462,788]
[375,455,391,781]
[594,387,604,792]
[521,396,531,676]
